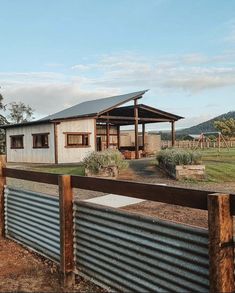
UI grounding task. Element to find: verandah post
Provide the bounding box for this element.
[59,175,75,288]
[208,193,235,292]
[0,155,6,238]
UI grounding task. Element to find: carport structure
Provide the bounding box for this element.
[95,90,183,159]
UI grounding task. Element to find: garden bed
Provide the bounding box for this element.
[83,150,128,179]
[157,149,205,180]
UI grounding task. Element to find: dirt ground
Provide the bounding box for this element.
[0,237,105,293]
[120,159,235,229]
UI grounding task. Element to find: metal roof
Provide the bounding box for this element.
[40,90,148,121]
[0,90,184,129]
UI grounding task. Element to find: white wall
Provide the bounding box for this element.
[6,123,55,163]
[57,118,95,163]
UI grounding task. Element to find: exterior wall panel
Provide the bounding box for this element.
[57,118,95,163]
[6,124,55,163]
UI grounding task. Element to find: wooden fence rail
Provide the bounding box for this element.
[0,161,234,291]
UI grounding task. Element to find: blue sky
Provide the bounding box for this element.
[1,0,235,130]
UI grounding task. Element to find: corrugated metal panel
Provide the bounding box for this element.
[74,201,209,292]
[4,186,60,262]
[40,90,148,121]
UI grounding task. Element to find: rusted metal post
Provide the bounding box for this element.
[134,99,139,159]
[59,175,75,288]
[0,155,6,238]
[208,193,235,293]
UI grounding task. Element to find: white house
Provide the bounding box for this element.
[2,90,183,164]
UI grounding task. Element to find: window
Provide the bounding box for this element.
[65,132,90,147]
[10,135,24,149]
[32,133,49,148]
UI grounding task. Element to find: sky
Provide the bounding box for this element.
[0,0,235,130]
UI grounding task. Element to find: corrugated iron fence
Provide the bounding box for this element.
[1,163,235,292]
[4,186,60,262]
[74,201,209,292]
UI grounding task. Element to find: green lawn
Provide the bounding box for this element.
[200,148,235,182]
[33,165,85,176]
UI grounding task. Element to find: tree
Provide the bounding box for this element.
[0,93,4,110]
[214,118,235,138]
[7,102,34,124]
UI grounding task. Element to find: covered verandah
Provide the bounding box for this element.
[95,99,183,159]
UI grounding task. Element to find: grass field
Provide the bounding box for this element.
[200,148,235,182]
[31,148,235,183]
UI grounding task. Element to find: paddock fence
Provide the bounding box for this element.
[161,140,235,149]
[0,156,234,292]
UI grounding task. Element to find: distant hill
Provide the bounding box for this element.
[160,111,235,139]
[178,111,235,136]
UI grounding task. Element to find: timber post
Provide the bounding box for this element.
[0,155,6,238]
[59,175,75,288]
[117,125,120,150]
[134,98,139,159]
[106,113,110,149]
[142,123,145,153]
[171,121,175,147]
[208,193,235,293]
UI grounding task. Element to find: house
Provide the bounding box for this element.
[1,90,183,164]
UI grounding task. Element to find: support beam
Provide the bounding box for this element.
[54,122,59,164]
[0,155,6,237]
[106,122,110,149]
[99,115,171,122]
[134,99,139,159]
[208,193,235,293]
[94,119,97,151]
[142,123,145,153]
[117,125,120,150]
[171,121,175,147]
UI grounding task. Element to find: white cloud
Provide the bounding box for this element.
[81,54,235,92]
[1,51,235,124]
[0,75,118,118]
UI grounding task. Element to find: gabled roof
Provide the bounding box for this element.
[40,90,148,121]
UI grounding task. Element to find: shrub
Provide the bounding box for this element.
[83,149,129,174]
[157,148,202,171]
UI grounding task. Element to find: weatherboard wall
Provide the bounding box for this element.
[57,118,95,164]
[6,123,55,163]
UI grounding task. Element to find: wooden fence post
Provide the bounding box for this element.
[0,155,6,238]
[208,193,235,293]
[59,175,75,288]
